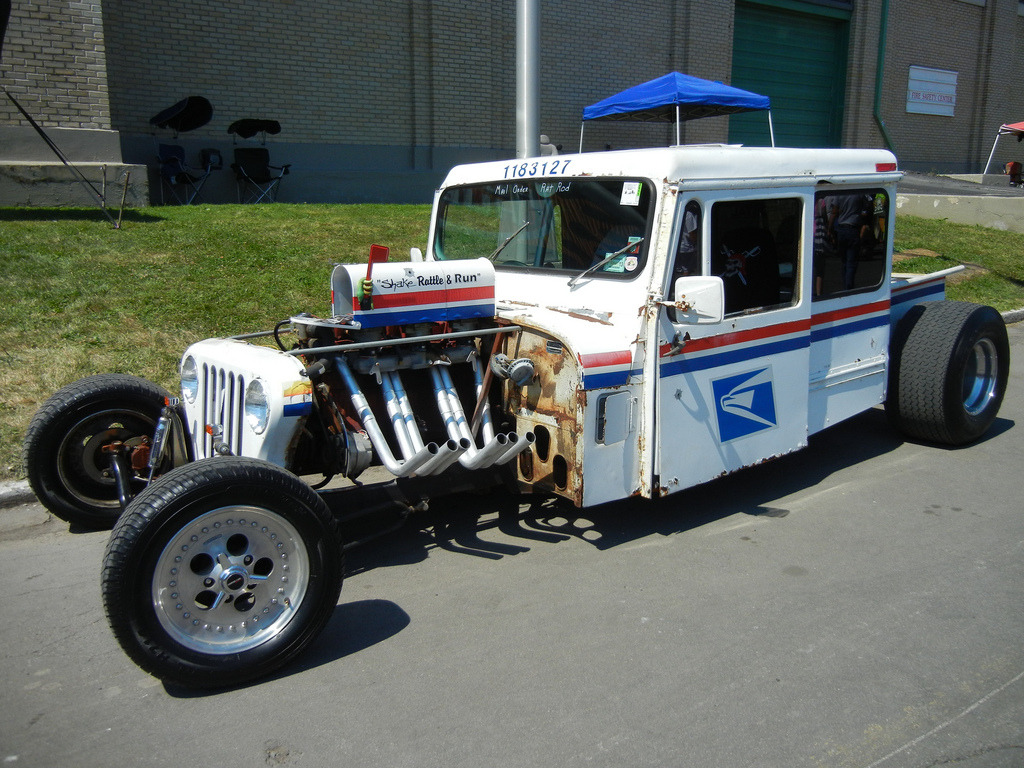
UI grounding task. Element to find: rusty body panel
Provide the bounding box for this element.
[503,326,584,504]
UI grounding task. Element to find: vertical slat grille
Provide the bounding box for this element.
[196,362,246,458]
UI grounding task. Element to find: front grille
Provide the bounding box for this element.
[196,363,246,458]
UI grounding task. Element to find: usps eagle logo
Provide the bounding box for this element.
[711,367,777,442]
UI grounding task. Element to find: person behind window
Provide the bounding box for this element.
[674,201,702,279]
[829,192,871,290]
[812,194,835,296]
[872,192,887,243]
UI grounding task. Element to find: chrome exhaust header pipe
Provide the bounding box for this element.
[494,430,536,465]
[337,358,438,477]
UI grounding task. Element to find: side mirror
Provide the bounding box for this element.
[409,247,424,262]
[671,276,725,325]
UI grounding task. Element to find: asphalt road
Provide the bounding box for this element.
[2,324,1022,768]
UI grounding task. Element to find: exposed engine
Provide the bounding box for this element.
[178,254,537,486]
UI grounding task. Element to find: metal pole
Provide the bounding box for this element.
[873,0,897,153]
[516,0,540,158]
[983,128,1003,175]
[3,86,119,227]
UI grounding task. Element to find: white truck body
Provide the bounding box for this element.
[173,145,965,512]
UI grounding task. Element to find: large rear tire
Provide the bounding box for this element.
[102,457,344,689]
[886,301,1009,445]
[23,374,170,529]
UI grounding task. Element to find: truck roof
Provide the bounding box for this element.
[441,145,902,189]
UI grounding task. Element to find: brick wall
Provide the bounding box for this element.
[843,0,884,149]
[4,0,1022,201]
[0,0,111,128]
[95,0,728,153]
[878,0,1024,172]
[985,0,1024,173]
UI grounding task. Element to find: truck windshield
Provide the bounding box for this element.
[434,177,654,279]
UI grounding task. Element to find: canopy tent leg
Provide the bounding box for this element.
[768,110,776,148]
[3,87,120,227]
[983,130,1002,175]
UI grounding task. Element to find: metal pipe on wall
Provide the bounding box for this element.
[873,0,896,153]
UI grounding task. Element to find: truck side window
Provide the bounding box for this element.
[710,198,801,315]
[672,201,702,279]
[813,188,887,299]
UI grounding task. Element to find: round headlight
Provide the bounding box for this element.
[180,356,199,403]
[244,379,270,435]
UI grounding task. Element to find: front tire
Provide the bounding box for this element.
[22,374,170,529]
[886,301,1009,445]
[102,458,344,689]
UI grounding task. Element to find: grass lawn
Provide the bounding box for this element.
[1,206,1022,481]
[0,204,430,480]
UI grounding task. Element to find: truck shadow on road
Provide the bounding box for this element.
[346,405,1014,572]
[166,407,1013,694]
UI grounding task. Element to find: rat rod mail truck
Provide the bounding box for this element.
[24,145,1009,688]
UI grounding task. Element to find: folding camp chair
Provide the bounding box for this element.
[231,147,291,203]
[157,144,215,205]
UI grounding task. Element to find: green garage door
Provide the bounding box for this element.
[729,1,849,147]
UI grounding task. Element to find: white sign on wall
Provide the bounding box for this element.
[907,66,957,116]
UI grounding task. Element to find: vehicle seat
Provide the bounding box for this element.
[712,227,780,314]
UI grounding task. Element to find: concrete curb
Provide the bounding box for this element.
[0,480,33,509]
[1002,308,1024,326]
[0,481,34,512]
[1,307,1022,514]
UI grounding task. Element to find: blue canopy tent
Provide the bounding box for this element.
[579,71,773,151]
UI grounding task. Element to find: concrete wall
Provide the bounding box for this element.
[896,192,1024,233]
[0,161,148,207]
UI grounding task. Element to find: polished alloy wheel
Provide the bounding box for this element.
[151,505,311,655]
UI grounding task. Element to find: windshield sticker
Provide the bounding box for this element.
[536,181,558,198]
[603,256,626,273]
[536,180,572,198]
[601,235,642,272]
[620,182,642,206]
[624,236,643,254]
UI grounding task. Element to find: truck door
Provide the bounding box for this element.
[654,194,811,494]
[807,187,893,433]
